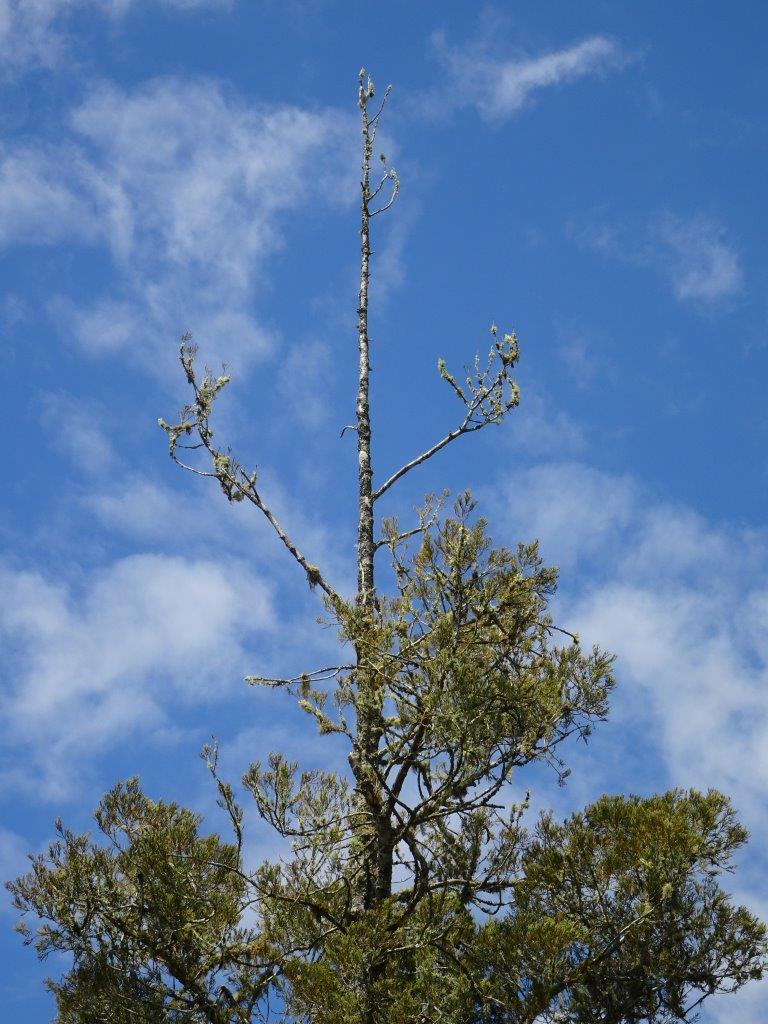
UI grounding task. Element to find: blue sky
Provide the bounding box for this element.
[1,1,767,1020]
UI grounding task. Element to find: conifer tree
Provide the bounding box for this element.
[10,71,766,1024]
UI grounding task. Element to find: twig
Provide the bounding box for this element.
[246,666,355,688]
[374,525,425,551]
[369,169,400,218]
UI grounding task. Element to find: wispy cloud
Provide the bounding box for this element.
[0,77,356,373]
[86,467,356,596]
[278,339,334,429]
[708,982,768,1024]
[40,391,115,474]
[553,318,615,390]
[493,461,768,829]
[577,212,744,306]
[654,214,744,302]
[0,553,274,799]
[369,202,418,303]
[505,392,586,458]
[0,0,231,72]
[0,826,28,909]
[427,29,627,122]
[0,143,101,246]
[493,461,636,569]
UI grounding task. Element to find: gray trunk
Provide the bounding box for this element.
[352,78,397,1024]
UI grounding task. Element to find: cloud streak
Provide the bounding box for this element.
[493,461,768,825]
[0,0,230,72]
[0,77,356,373]
[40,391,116,473]
[504,392,586,458]
[655,214,744,302]
[577,212,744,306]
[0,553,274,799]
[429,31,626,122]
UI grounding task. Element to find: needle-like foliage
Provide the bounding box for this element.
[9,71,766,1024]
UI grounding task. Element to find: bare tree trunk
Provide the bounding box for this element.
[356,90,375,611]
[353,74,394,1024]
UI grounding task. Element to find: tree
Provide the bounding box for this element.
[9,71,766,1024]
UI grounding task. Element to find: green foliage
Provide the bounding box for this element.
[10,507,766,1022]
[475,790,766,1021]
[9,779,271,1024]
[437,327,520,427]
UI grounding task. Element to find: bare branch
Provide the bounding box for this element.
[367,83,392,127]
[245,666,354,688]
[374,525,424,551]
[368,169,400,218]
[373,328,520,501]
[159,340,341,604]
[373,420,480,501]
[367,168,393,205]
[228,467,339,600]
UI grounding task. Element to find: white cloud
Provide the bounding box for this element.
[0,826,28,910]
[0,144,100,246]
[87,476,183,538]
[0,553,274,799]
[505,392,586,458]
[0,77,356,374]
[86,467,354,587]
[429,30,626,122]
[494,461,768,823]
[706,980,768,1024]
[40,391,115,473]
[494,460,768,1018]
[54,297,143,355]
[0,0,230,71]
[552,319,613,390]
[278,339,334,428]
[654,214,744,302]
[369,203,415,303]
[577,213,743,306]
[493,461,636,569]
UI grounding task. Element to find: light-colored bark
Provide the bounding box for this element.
[355,79,375,610]
[351,76,398,1024]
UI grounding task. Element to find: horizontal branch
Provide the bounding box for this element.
[373,524,425,551]
[246,665,355,688]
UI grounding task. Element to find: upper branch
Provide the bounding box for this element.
[159,338,341,604]
[368,167,400,218]
[373,327,520,501]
